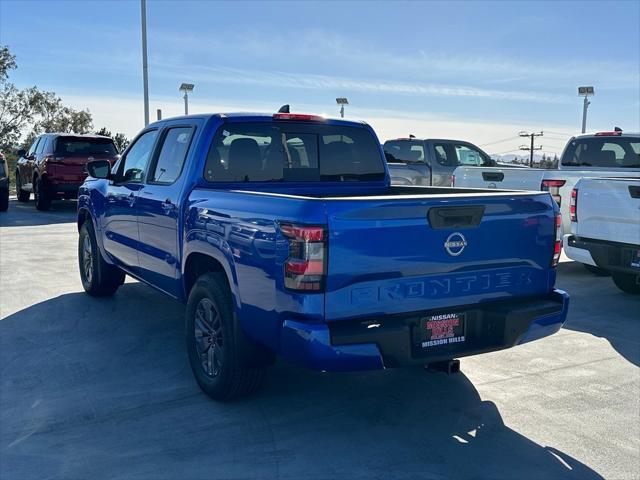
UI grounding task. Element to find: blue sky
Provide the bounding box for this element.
[1,0,639,155]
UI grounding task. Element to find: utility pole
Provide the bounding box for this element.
[336,97,348,118]
[519,131,543,167]
[141,0,149,126]
[179,83,195,115]
[578,86,594,134]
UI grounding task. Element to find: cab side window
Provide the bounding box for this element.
[27,137,41,157]
[453,144,493,167]
[432,143,457,167]
[35,137,47,155]
[150,127,193,184]
[116,130,158,183]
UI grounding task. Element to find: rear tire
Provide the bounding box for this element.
[78,220,125,296]
[34,177,51,211]
[583,264,610,276]
[16,173,29,202]
[611,272,640,294]
[0,189,8,212]
[186,272,267,401]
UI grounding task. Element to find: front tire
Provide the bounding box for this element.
[78,221,125,296]
[611,272,640,294]
[34,177,51,211]
[186,272,267,401]
[16,173,29,202]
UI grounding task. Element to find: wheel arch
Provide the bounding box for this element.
[182,249,240,308]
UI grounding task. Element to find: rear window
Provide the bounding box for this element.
[55,137,117,156]
[561,136,640,168]
[204,122,384,182]
[383,140,425,163]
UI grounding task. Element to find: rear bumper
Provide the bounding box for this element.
[43,179,81,197]
[563,234,596,266]
[565,234,640,274]
[280,289,570,372]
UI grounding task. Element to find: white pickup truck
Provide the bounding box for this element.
[564,177,640,294]
[452,130,640,233]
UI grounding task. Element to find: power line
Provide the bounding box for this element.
[519,131,544,167]
[479,136,520,147]
[545,130,574,137]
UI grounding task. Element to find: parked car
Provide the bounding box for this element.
[0,151,8,212]
[452,129,640,234]
[565,177,640,293]
[78,111,569,400]
[382,137,496,186]
[16,133,119,210]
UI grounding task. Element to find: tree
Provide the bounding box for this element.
[113,133,130,152]
[0,46,17,81]
[94,127,130,153]
[0,84,43,149]
[0,44,93,151]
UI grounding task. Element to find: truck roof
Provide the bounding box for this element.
[383,137,477,144]
[147,112,369,129]
[571,131,639,140]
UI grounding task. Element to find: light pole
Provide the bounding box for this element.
[141,0,149,126]
[578,86,594,134]
[336,97,348,118]
[179,83,195,115]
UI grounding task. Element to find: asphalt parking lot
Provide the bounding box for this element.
[1,198,638,480]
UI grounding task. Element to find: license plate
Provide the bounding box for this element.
[420,312,466,349]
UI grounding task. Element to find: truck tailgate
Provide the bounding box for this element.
[576,178,640,245]
[324,192,556,320]
[454,167,546,190]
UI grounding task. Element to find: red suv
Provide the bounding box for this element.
[16,134,119,210]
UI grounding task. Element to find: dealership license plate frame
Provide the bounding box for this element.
[419,312,467,349]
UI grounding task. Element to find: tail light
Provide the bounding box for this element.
[551,213,562,267]
[281,223,326,292]
[541,179,566,206]
[569,188,578,222]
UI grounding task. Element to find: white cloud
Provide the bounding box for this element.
[149,64,572,104]
[60,91,579,156]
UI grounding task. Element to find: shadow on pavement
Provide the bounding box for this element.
[0,283,603,479]
[556,261,640,367]
[0,197,77,227]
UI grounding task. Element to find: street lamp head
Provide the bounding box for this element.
[578,86,594,96]
[336,97,349,105]
[179,83,195,93]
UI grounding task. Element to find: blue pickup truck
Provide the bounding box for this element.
[78,111,569,400]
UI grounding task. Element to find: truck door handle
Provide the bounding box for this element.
[161,199,176,213]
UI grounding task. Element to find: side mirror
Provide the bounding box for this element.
[17,149,27,158]
[86,160,112,179]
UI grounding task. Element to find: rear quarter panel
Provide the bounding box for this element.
[183,190,327,351]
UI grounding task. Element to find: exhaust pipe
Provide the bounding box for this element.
[425,359,460,375]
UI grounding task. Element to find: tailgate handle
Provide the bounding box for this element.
[428,206,485,229]
[629,185,640,199]
[482,172,504,182]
